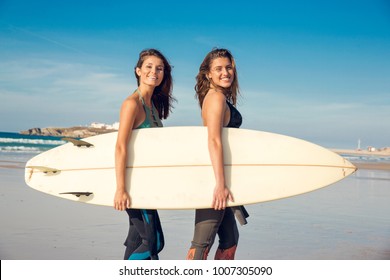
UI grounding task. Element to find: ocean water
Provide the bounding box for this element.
[341,153,390,164]
[0,131,66,153]
[0,131,66,162]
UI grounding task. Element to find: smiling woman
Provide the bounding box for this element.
[114,48,175,260]
[186,48,246,260]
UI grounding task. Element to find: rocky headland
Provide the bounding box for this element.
[20,126,117,138]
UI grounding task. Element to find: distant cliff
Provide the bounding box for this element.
[20,126,117,138]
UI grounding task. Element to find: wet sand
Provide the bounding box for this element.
[354,162,390,171]
[0,158,389,260]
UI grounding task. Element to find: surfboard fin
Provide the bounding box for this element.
[60,192,93,197]
[62,137,94,148]
[26,166,61,175]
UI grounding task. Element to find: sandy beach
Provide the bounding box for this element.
[354,162,390,171]
[331,148,390,157]
[1,155,389,260]
[332,149,390,171]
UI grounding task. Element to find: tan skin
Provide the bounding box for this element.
[202,57,235,210]
[114,56,165,211]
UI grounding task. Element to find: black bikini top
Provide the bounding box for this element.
[226,101,242,128]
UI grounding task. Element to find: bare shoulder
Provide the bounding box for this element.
[121,92,141,113]
[117,92,142,137]
[202,90,227,125]
[203,90,226,109]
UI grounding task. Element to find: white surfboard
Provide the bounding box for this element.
[24,127,356,209]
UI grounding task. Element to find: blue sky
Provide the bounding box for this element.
[0,0,389,148]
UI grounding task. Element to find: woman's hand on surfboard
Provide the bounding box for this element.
[212,185,234,210]
[114,190,131,211]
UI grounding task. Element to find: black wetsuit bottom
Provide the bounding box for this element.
[187,207,239,260]
[123,209,164,260]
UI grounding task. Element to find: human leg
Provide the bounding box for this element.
[214,207,239,260]
[125,209,164,260]
[123,211,142,260]
[186,208,225,260]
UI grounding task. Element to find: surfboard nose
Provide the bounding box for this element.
[343,158,357,177]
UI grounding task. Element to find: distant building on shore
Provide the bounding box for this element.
[367,146,376,152]
[90,122,119,130]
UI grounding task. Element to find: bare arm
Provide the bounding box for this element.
[202,92,234,210]
[114,98,139,211]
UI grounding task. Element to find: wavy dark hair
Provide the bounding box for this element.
[195,48,240,108]
[134,48,175,119]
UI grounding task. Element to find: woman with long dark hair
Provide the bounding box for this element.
[186,48,248,260]
[115,49,175,260]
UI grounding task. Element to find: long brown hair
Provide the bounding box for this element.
[195,48,240,108]
[134,48,175,119]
